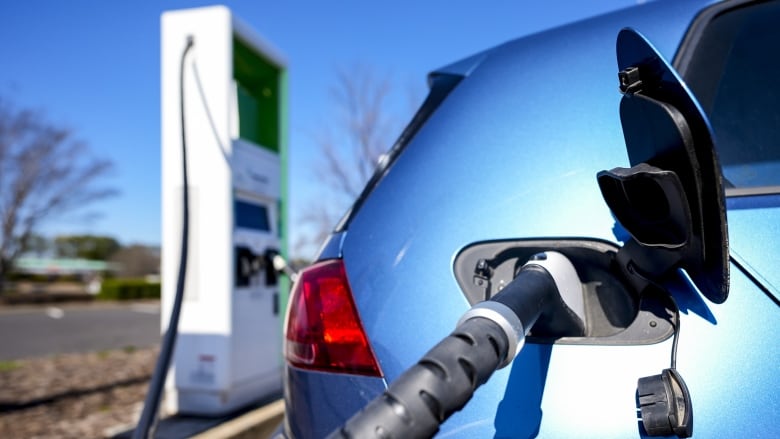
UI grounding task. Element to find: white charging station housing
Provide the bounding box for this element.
[161,6,287,416]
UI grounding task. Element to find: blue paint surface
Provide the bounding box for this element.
[284,0,780,436]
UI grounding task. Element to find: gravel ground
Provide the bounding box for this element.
[0,346,158,438]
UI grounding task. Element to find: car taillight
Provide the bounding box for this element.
[284,259,382,377]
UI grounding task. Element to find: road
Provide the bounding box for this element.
[0,302,161,361]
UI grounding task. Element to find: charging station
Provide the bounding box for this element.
[161,6,287,416]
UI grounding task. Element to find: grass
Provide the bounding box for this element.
[0,360,21,372]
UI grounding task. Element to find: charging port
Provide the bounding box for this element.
[454,238,675,344]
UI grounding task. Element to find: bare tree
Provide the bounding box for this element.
[110,244,160,278]
[0,96,116,291]
[319,67,394,202]
[295,66,421,257]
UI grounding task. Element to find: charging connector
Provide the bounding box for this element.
[459,251,585,367]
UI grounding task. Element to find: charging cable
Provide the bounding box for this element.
[328,251,584,439]
[133,35,194,439]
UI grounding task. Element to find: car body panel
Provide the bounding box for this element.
[342,0,710,381]
[283,366,386,438]
[283,0,780,437]
[726,199,780,301]
[313,230,346,261]
[531,269,779,438]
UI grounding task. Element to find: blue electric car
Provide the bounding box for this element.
[279,0,780,437]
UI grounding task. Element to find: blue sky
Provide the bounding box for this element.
[0,0,640,255]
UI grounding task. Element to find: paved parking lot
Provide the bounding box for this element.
[0,302,160,360]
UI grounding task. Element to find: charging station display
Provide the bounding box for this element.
[161,6,287,416]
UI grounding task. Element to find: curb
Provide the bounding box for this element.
[192,399,284,439]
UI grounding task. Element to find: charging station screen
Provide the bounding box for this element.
[235,199,271,232]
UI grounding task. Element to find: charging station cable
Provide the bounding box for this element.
[328,251,584,439]
[133,35,194,439]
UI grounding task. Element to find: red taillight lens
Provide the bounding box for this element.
[284,259,382,377]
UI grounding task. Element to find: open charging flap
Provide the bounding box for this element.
[599,28,729,304]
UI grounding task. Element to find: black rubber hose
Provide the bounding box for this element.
[328,317,509,439]
[490,265,556,330]
[133,35,194,439]
[327,261,564,439]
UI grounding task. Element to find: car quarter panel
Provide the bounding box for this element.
[338,0,728,436]
[342,0,709,381]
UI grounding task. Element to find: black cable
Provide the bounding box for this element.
[669,299,680,370]
[328,262,566,438]
[133,35,194,439]
[627,261,681,370]
[329,317,510,439]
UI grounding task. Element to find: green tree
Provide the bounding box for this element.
[24,233,51,257]
[54,235,121,261]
